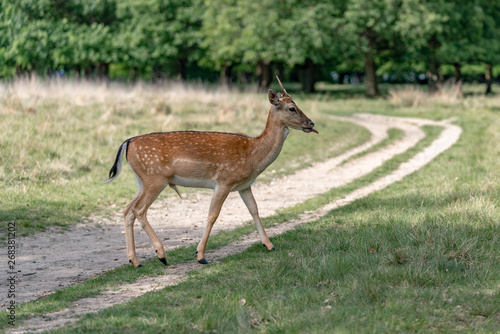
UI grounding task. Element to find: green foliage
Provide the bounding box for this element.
[0,0,499,89]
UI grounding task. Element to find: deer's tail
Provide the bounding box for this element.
[105,140,130,183]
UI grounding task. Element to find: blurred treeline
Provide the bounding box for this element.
[0,0,499,95]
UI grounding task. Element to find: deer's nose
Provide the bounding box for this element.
[309,120,315,127]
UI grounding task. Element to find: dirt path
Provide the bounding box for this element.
[3,114,461,333]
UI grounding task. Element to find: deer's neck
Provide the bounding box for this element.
[252,108,288,174]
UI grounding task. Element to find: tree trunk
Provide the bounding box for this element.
[453,62,463,97]
[364,54,379,97]
[130,66,138,82]
[426,60,442,94]
[257,60,272,91]
[339,73,347,84]
[84,66,92,80]
[485,62,493,94]
[74,65,81,79]
[98,63,110,84]
[177,58,187,80]
[29,64,36,77]
[220,64,232,88]
[152,65,163,83]
[301,58,316,93]
[427,35,442,93]
[453,63,462,84]
[362,28,379,97]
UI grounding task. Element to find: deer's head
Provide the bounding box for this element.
[268,77,318,134]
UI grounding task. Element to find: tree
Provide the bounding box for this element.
[434,0,486,94]
[476,0,500,94]
[202,0,338,91]
[201,0,283,89]
[115,0,203,81]
[0,1,54,75]
[336,0,403,97]
[283,0,341,93]
[396,0,489,93]
[0,0,117,79]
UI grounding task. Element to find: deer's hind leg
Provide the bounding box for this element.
[124,168,168,267]
[130,178,170,267]
[124,192,141,267]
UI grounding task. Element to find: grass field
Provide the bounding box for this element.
[1,79,500,333]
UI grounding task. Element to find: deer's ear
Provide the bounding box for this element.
[268,89,280,105]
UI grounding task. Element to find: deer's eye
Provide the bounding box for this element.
[289,107,296,112]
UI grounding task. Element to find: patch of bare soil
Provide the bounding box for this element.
[2,114,461,334]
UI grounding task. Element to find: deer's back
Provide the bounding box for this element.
[126,131,258,189]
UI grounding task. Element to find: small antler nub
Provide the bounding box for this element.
[276,76,290,97]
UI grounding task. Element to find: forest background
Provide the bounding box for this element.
[0,0,499,96]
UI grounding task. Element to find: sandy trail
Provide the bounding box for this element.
[3,114,461,334]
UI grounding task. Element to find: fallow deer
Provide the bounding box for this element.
[106,77,317,267]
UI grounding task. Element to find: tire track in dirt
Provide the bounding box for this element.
[4,114,461,334]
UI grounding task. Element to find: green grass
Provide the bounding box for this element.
[2,82,500,333]
[52,87,500,333]
[48,129,500,333]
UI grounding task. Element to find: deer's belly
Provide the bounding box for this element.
[169,175,217,189]
[169,175,257,192]
[232,177,257,192]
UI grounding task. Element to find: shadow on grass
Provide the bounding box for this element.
[0,199,88,242]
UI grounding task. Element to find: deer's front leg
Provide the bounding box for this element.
[239,187,275,251]
[197,185,230,264]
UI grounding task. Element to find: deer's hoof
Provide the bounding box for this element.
[159,257,168,265]
[129,259,143,267]
[198,259,209,265]
[263,244,276,251]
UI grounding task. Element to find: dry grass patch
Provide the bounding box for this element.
[388,82,464,107]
